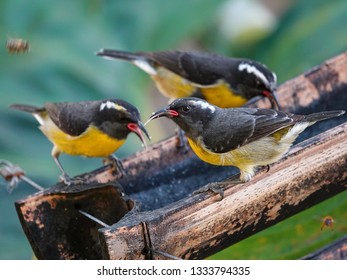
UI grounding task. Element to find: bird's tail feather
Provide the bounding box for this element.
[96,49,157,75]
[304,110,345,123]
[95,49,142,62]
[10,104,45,114]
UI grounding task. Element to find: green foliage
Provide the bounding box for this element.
[255,0,347,82]
[0,0,346,259]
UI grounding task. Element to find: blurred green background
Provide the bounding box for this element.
[0,0,346,259]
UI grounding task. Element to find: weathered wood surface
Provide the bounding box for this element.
[16,183,135,259]
[302,235,347,260]
[15,52,347,259]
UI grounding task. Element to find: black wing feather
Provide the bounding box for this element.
[203,108,297,153]
[203,108,256,153]
[45,101,100,136]
[248,109,298,142]
[144,51,237,86]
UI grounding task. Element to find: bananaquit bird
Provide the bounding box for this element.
[147,97,344,184]
[96,49,281,110]
[10,99,150,185]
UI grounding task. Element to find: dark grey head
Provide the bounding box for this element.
[232,59,280,109]
[146,97,217,139]
[96,99,150,145]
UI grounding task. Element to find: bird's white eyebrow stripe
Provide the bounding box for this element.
[100,101,126,111]
[190,100,216,113]
[100,101,114,111]
[238,63,269,85]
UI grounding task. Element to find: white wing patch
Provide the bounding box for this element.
[191,100,216,113]
[133,59,157,75]
[238,63,269,85]
[272,72,277,84]
[33,113,44,126]
[100,101,126,112]
[280,122,310,145]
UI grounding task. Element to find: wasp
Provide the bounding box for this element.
[6,38,29,54]
[321,216,334,231]
[0,160,43,193]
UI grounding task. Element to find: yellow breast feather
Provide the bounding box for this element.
[151,67,196,99]
[201,82,247,108]
[39,116,125,157]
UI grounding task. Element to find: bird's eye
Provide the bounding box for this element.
[181,106,190,112]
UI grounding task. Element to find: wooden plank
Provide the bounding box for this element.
[15,183,134,259]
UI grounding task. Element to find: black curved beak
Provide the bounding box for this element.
[138,121,150,140]
[144,108,169,126]
[128,121,151,148]
[264,90,281,110]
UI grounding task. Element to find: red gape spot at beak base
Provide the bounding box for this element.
[167,109,179,117]
[263,90,270,98]
[127,123,146,147]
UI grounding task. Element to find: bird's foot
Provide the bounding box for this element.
[59,173,84,186]
[193,182,225,200]
[104,155,127,177]
[265,165,270,173]
[193,179,243,201]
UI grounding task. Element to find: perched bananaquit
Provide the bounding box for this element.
[146,97,344,185]
[96,49,281,110]
[10,99,150,185]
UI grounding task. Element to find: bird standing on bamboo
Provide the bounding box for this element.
[96,49,281,110]
[11,99,150,185]
[146,98,344,187]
